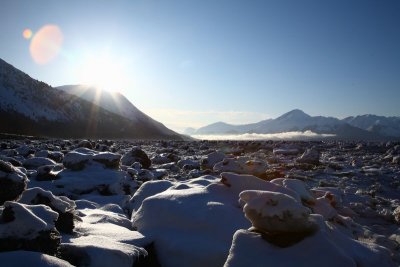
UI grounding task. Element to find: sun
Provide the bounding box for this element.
[78,54,127,92]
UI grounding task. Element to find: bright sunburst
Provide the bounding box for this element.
[77,53,127,92]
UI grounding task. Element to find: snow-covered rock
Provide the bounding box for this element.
[224,220,394,267]
[201,151,225,169]
[221,172,300,202]
[63,148,121,170]
[131,175,251,267]
[23,157,57,170]
[296,148,320,165]
[214,157,268,177]
[62,151,89,171]
[60,204,147,267]
[48,164,138,197]
[35,150,64,163]
[311,196,338,220]
[0,201,60,255]
[127,180,174,214]
[19,187,76,233]
[240,190,316,234]
[280,178,314,203]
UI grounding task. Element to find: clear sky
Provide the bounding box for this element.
[1,0,399,132]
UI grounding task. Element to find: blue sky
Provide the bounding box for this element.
[1,0,399,132]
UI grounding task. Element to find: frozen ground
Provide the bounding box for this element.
[0,139,399,266]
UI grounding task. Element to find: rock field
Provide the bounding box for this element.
[0,139,399,267]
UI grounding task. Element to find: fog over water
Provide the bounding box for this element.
[191,130,336,141]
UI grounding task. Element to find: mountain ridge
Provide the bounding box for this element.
[193,109,400,140]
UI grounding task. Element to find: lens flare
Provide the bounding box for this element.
[22,29,32,39]
[29,24,63,64]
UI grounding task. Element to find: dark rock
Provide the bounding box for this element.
[77,140,93,149]
[62,151,89,171]
[121,147,151,169]
[36,164,63,181]
[92,152,121,169]
[135,243,162,267]
[251,226,317,248]
[0,230,61,255]
[0,160,27,205]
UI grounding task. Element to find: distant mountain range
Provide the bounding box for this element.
[0,58,182,139]
[191,109,400,140]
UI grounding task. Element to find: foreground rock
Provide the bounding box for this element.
[240,190,317,246]
[19,187,76,234]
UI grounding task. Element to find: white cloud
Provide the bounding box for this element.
[191,131,335,140]
[145,108,270,133]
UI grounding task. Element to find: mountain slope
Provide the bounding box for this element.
[57,85,177,136]
[0,58,182,140]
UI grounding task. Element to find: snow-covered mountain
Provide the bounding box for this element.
[343,115,400,137]
[251,109,343,134]
[57,85,176,136]
[193,109,397,140]
[0,58,182,139]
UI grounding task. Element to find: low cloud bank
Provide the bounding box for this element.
[191,130,336,141]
